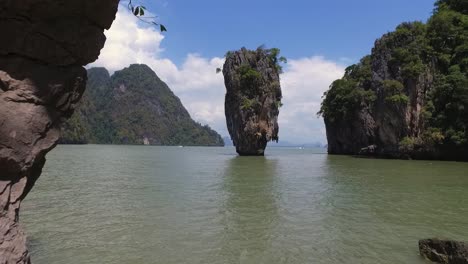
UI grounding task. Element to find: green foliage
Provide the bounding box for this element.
[385,94,409,104]
[238,65,261,82]
[387,22,429,79]
[399,137,417,153]
[424,128,446,144]
[274,100,283,108]
[127,1,167,32]
[421,101,435,122]
[382,80,404,92]
[319,57,376,120]
[428,2,468,71]
[435,0,468,14]
[132,5,145,16]
[321,0,468,149]
[319,79,376,121]
[237,65,262,95]
[59,112,90,144]
[279,56,288,64]
[382,80,409,105]
[60,65,224,146]
[426,1,468,146]
[240,97,256,110]
[344,56,372,86]
[256,45,288,73]
[399,129,445,153]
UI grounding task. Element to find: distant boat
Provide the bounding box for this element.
[178,145,184,148]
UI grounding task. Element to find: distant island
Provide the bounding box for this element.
[319,1,468,161]
[59,65,224,146]
[223,136,325,148]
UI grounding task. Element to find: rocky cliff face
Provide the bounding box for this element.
[0,1,119,263]
[320,2,468,161]
[223,48,283,155]
[324,25,434,158]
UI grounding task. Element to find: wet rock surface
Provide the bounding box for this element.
[222,48,282,156]
[0,1,119,263]
[419,239,468,264]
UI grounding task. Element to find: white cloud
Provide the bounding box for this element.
[89,9,165,72]
[279,57,345,143]
[89,7,345,144]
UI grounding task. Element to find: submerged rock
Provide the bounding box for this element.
[222,47,283,155]
[0,1,119,263]
[419,239,468,264]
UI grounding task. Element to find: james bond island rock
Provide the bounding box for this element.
[319,0,468,161]
[0,1,119,263]
[222,47,284,156]
[419,239,468,264]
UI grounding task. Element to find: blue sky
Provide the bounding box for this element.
[146,0,434,64]
[90,0,436,144]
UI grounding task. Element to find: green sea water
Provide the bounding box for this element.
[22,145,468,263]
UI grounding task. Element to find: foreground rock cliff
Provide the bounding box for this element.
[223,47,283,155]
[319,0,468,161]
[0,1,119,263]
[59,65,224,146]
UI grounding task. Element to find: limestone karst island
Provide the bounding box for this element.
[0,1,467,264]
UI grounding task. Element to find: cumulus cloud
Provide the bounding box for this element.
[89,7,345,144]
[280,57,345,143]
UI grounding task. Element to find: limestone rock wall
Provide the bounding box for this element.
[324,25,443,159]
[0,1,119,263]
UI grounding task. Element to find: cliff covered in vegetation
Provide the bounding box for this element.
[319,0,468,161]
[223,47,284,155]
[60,65,224,146]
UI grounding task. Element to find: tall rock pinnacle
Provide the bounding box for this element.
[222,47,283,156]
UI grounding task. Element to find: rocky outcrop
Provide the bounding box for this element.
[325,26,434,157]
[0,1,119,263]
[321,17,468,161]
[419,239,468,264]
[222,47,282,155]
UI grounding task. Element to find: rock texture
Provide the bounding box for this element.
[325,28,434,157]
[223,48,282,155]
[321,19,468,161]
[0,1,119,263]
[419,239,468,264]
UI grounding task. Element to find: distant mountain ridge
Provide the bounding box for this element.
[60,64,224,146]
